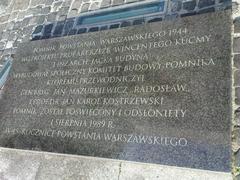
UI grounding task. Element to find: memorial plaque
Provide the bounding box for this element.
[0,11,232,172]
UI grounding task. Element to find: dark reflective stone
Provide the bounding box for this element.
[63,19,75,36]
[42,23,54,39]
[148,18,162,23]
[133,19,144,25]
[33,25,43,34]
[44,23,54,34]
[32,36,41,41]
[183,0,196,11]
[171,0,182,12]
[53,21,65,37]
[88,27,99,32]
[120,21,131,27]
[109,24,120,29]
[181,12,197,17]
[219,0,231,3]
[77,28,87,34]
[198,0,215,8]
[68,29,77,35]
[100,26,108,31]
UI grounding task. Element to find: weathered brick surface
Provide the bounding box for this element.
[89,2,100,11]
[236,108,240,126]
[1,30,10,40]
[0,0,11,15]
[31,0,46,7]
[8,11,18,22]
[63,0,72,7]
[52,1,63,12]
[235,70,240,86]
[71,0,83,9]
[235,18,240,33]
[0,41,6,50]
[0,14,10,23]
[46,12,58,22]
[112,0,124,6]
[17,11,26,20]
[12,21,22,30]
[80,3,90,12]
[0,23,7,32]
[236,87,240,105]
[29,15,45,25]
[58,7,70,19]
[68,9,78,18]
[13,0,30,10]
[235,54,240,69]
[45,0,55,6]
[101,0,111,8]
[80,3,91,13]
[22,17,31,26]
[234,37,240,53]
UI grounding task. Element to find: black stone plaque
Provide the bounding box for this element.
[0,11,232,172]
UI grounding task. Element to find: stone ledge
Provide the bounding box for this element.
[0,148,233,180]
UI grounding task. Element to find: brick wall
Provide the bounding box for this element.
[233,0,240,179]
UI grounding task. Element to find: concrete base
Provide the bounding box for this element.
[0,148,232,180]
